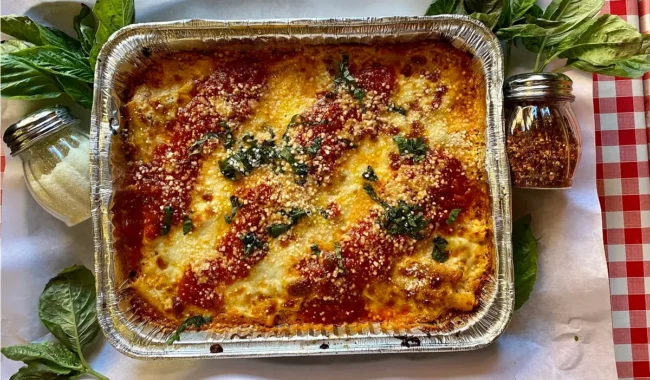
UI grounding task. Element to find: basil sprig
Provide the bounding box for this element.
[1,0,136,108]
[1,266,108,380]
[426,0,650,78]
[512,214,538,310]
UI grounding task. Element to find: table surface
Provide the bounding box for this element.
[2,0,644,378]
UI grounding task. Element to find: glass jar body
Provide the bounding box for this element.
[17,126,91,226]
[505,98,582,189]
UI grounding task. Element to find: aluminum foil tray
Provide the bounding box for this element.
[90,16,512,359]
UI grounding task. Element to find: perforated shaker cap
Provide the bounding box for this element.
[3,105,79,156]
[504,72,575,101]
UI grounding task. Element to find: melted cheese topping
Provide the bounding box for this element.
[114,42,492,331]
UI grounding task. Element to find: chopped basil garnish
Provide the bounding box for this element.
[311,244,321,256]
[267,208,308,238]
[188,125,234,158]
[267,223,292,238]
[282,114,302,142]
[384,200,428,239]
[183,215,193,235]
[334,243,346,275]
[353,88,366,102]
[363,183,388,207]
[279,147,309,184]
[388,103,407,115]
[446,208,461,225]
[224,195,241,224]
[305,119,329,126]
[219,137,277,180]
[393,135,428,162]
[307,137,323,156]
[240,232,264,258]
[363,183,428,239]
[161,206,173,235]
[431,236,449,263]
[166,315,212,345]
[362,166,378,181]
[334,54,365,103]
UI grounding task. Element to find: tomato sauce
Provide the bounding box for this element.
[176,184,274,309]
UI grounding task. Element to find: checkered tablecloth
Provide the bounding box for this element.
[595,1,650,378]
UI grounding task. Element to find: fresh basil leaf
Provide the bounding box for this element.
[89,22,111,70]
[556,15,643,66]
[512,0,537,21]
[182,215,193,235]
[0,16,43,46]
[496,0,511,29]
[73,4,96,56]
[567,54,650,79]
[1,54,63,100]
[310,244,321,256]
[0,40,34,54]
[543,0,603,23]
[93,0,136,35]
[496,23,551,40]
[9,46,94,82]
[90,0,136,69]
[522,0,604,53]
[166,315,212,345]
[470,12,501,29]
[1,342,82,373]
[513,214,538,310]
[38,26,83,56]
[25,360,77,376]
[425,0,462,15]
[543,0,605,47]
[38,266,100,352]
[465,0,502,15]
[526,3,543,18]
[56,76,93,109]
[9,366,67,380]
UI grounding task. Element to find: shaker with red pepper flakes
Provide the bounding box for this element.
[504,73,582,189]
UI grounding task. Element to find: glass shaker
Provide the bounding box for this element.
[504,73,582,189]
[3,105,91,226]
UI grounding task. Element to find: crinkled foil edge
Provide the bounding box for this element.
[90,16,512,360]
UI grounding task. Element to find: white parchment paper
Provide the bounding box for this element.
[1,0,616,378]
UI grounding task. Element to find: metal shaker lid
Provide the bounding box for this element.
[3,105,79,156]
[504,72,575,101]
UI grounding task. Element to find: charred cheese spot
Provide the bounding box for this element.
[113,42,492,330]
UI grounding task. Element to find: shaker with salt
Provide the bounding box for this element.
[3,106,91,226]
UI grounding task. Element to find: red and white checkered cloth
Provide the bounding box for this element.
[595,1,650,378]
